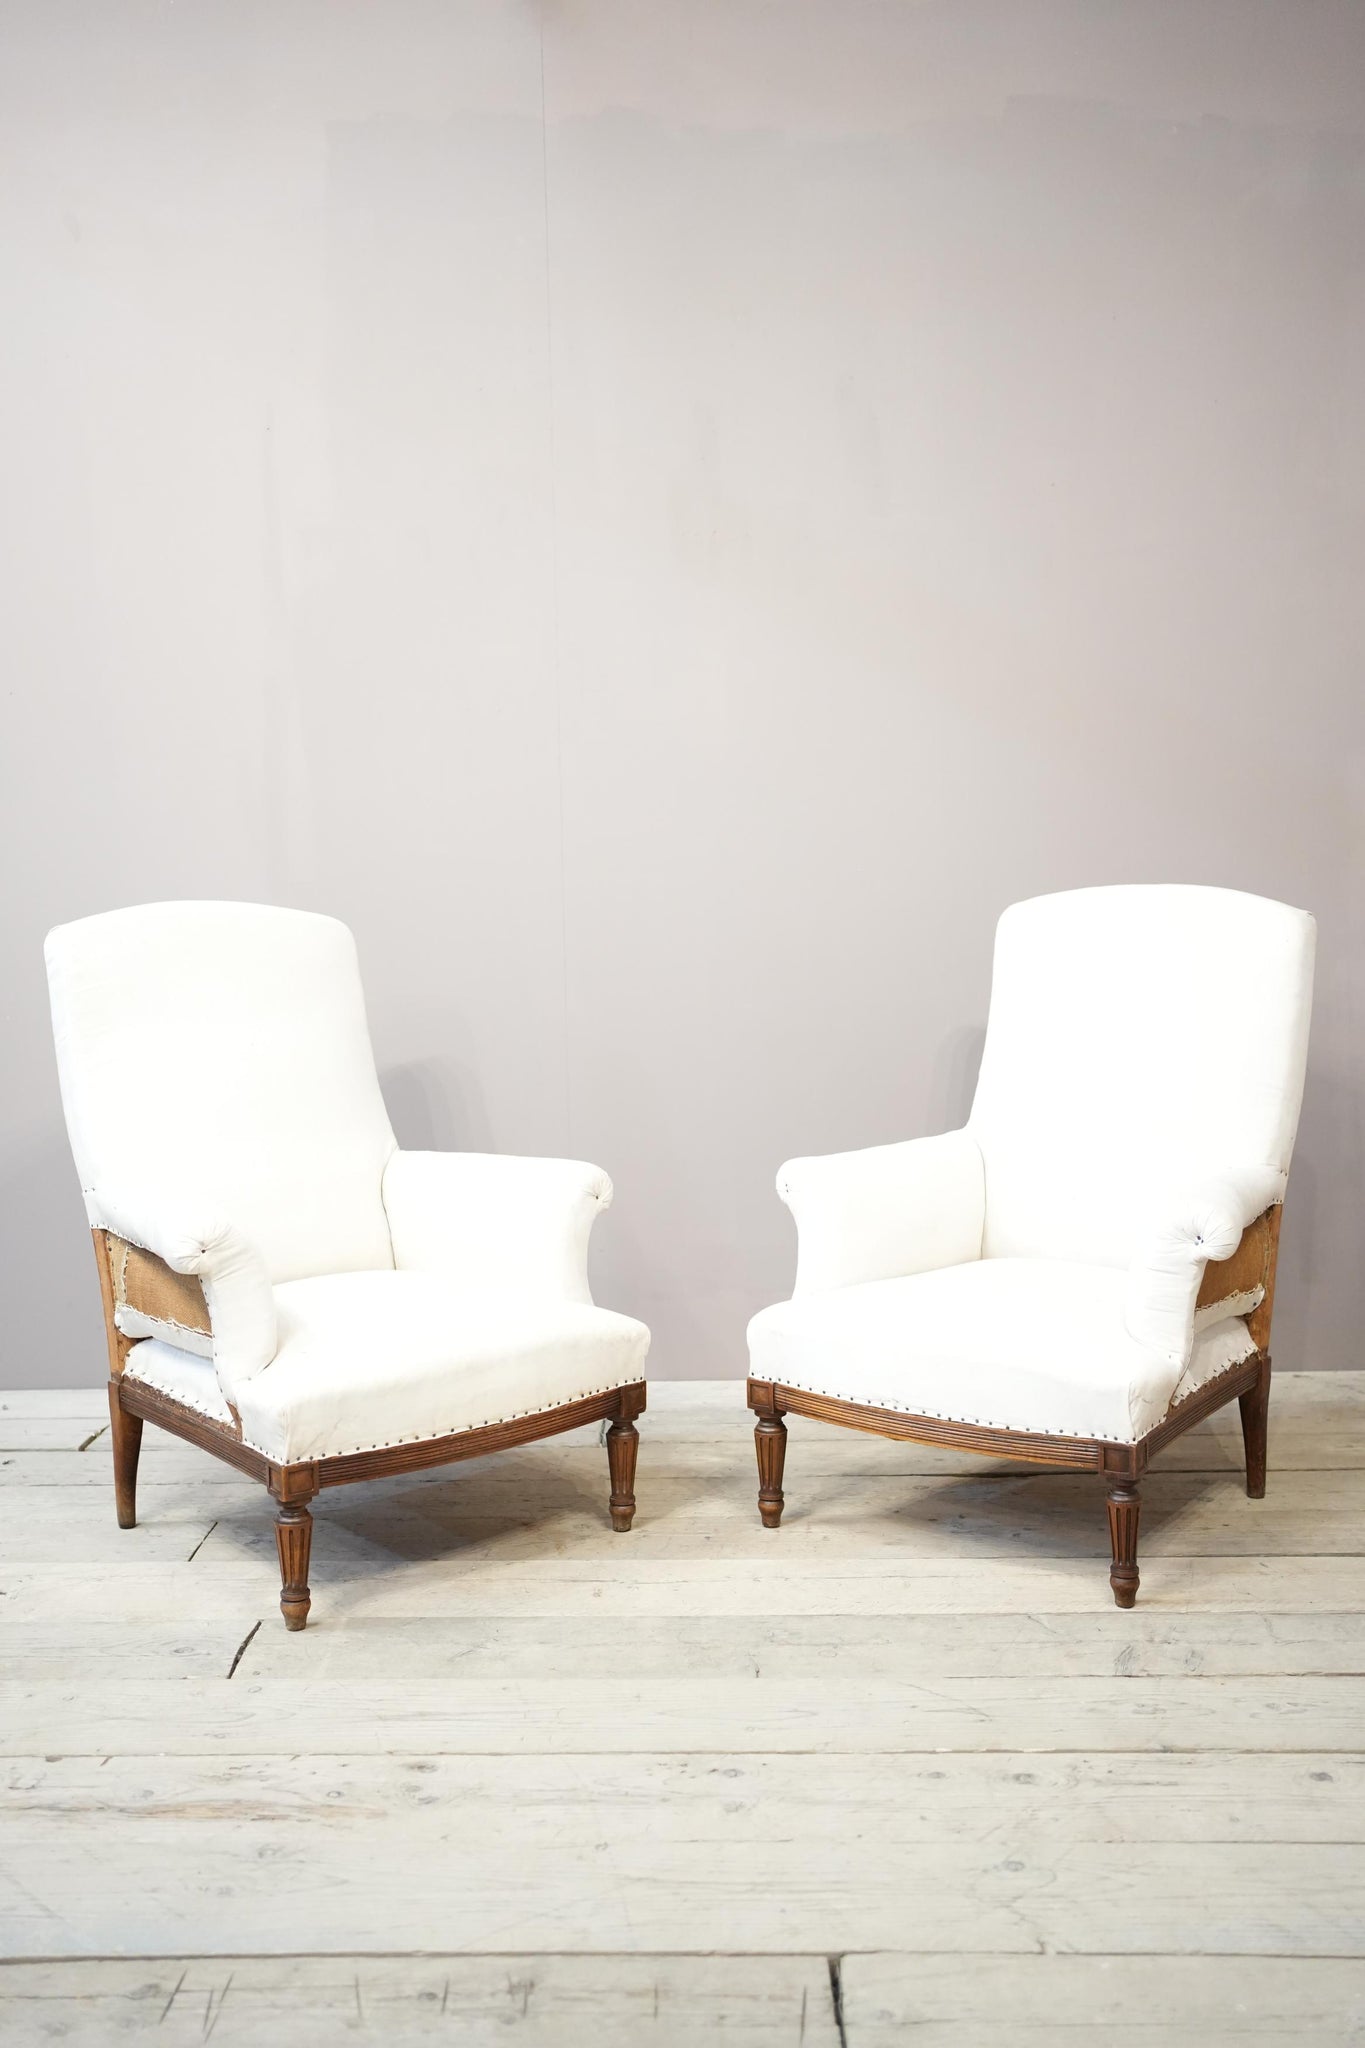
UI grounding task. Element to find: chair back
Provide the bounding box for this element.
[967,885,1314,1265]
[46,901,397,1281]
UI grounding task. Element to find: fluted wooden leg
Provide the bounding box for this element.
[607,1409,639,1532]
[274,1503,314,1631]
[1106,1479,1141,1608]
[108,1382,142,1531]
[755,1412,788,1529]
[1239,1357,1271,1499]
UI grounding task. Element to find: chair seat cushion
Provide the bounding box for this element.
[747,1258,1257,1444]
[125,1271,650,1461]
[123,1341,238,1427]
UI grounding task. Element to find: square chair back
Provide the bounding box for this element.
[46,901,397,1282]
[967,884,1314,1266]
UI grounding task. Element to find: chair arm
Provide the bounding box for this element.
[1124,1166,1286,1368]
[382,1151,614,1304]
[778,1129,985,1296]
[90,1187,277,1395]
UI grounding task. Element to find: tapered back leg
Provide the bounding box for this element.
[107,1383,142,1530]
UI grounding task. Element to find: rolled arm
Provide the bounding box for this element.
[382,1151,613,1303]
[1124,1166,1286,1368]
[778,1129,985,1296]
[91,1185,277,1395]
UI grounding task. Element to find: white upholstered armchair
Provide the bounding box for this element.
[46,902,650,1629]
[747,885,1315,1605]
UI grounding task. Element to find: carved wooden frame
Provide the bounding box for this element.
[94,1229,647,1630]
[747,1207,1281,1608]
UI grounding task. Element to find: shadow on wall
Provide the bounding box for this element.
[378,1060,494,1155]
[2,1124,104,1381]
[1280,1058,1364,1374]
[928,1024,987,1132]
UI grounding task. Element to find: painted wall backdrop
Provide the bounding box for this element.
[2,0,1362,1388]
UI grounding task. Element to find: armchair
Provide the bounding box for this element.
[47,902,650,1629]
[747,884,1314,1605]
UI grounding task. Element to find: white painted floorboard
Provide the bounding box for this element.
[2,1373,1364,2042]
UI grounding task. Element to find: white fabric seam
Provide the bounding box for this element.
[122,1362,233,1428]
[766,1345,1258,1447]
[114,1304,212,1345]
[236,1372,643,1461]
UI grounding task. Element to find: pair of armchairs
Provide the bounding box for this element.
[45,886,1313,1628]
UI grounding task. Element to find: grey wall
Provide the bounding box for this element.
[2,0,1363,1388]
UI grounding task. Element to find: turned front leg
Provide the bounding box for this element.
[754,1409,787,1528]
[273,1501,315,1631]
[107,1382,142,1530]
[606,1399,640,1532]
[1106,1479,1141,1608]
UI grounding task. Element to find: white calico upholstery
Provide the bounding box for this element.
[749,1262,1258,1443]
[245,1277,647,1461]
[383,1152,611,1304]
[46,903,397,1281]
[122,1341,237,1428]
[1122,1164,1283,1370]
[126,1276,649,1461]
[47,902,649,1446]
[968,886,1313,1266]
[779,1130,985,1296]
[751,886,1313,1443]
[97,1193,278,1392]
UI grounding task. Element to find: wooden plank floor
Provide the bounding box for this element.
[2,1374,1364,2045]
